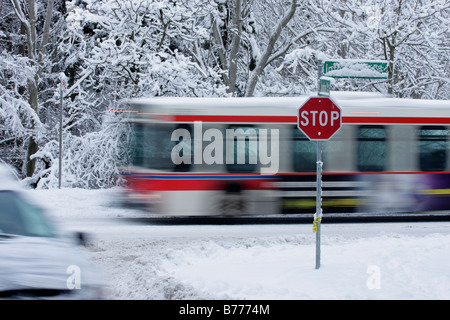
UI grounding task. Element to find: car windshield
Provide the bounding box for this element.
[0,191,56,237]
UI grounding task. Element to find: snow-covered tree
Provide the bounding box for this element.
[0,51,35,171]
[200,0,343,97]
[66,0,228,99]
[206,0,303,96]
[247,0,336,96]
[309,0,450,98]
[0,0,70,185]
[31,0,230,188]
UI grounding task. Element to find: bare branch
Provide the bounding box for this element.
[38,0,55,64]
[245,0,298,97]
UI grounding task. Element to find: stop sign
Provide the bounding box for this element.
[297,97,342,140]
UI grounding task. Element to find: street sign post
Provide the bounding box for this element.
[318,76,332,97]
[297,96,342,270]
[59,75,67,189]
[308,58,387,269]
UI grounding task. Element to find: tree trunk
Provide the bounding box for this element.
[25,76,39,177]
[385,38,396,96]
[26,135,38,177]
[227,0,242,95]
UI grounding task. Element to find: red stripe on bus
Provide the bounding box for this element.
[171,115,450,125]
[172,115,297,123]
[276,171,450,175]
[127,177,274,192]
[343,116,450,124]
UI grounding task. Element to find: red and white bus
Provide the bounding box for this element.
[119,92,450,216]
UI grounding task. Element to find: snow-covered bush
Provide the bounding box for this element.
[24,111,130,189]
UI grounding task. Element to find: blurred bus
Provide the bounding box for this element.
[118,92,450,216]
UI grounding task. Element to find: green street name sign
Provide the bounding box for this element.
[322,60,388,79]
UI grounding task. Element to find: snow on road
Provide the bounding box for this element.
[27,188,450,300]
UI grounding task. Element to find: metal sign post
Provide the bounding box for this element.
[306,58,388,269]
[297,94,341,270]
[297,62,343,269]
[314,79,327,269]
[59,75,66,189]
[314,140,323,269]
[314,68,328,269]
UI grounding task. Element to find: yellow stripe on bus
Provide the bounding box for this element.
[418,189,450,196]
[283,198,367,209]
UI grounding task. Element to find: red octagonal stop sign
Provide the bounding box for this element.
[297,97,342,141]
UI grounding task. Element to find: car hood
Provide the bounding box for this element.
[0,235,107,299]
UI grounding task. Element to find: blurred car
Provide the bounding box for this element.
[0,166,108,299]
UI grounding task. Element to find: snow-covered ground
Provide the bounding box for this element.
[27,188,450,300]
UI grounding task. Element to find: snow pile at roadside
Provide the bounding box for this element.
[158,233,450,299]
[27,188,450,300]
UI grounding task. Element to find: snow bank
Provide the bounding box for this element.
[26,188,450,300]
[160,233,450,299]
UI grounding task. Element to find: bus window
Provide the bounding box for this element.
[226,125,258,173]
[131,123,184,171]
[131,123,144,167]
[172,124,193,172]
[418,126,448,171]
[357,126,387,172]
[292,127,316,172]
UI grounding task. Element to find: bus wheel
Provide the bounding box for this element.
[220,183,246,216]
